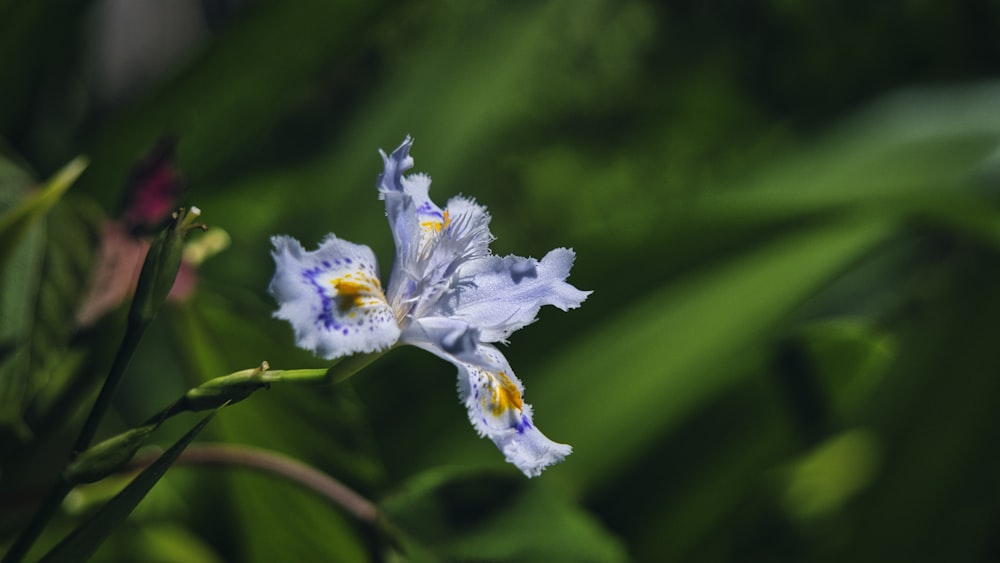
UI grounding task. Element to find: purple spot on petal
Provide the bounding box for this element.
[303,266,338,330]
[515,415,533,434]
[509,257,538,284]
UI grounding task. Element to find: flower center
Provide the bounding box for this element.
[420,209,451,233]
[330,276,384,314]
[490,371,523,416]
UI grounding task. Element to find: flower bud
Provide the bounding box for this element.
[64,424,157,484]
[129,206,203,327]
[180,362,271,412]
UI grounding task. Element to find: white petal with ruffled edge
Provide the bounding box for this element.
[454,344,572,478]
[377,138,496,321]
[404,331,571,477]
[269,235,399,359]
[447,248,591,343]
[377,137,443,268]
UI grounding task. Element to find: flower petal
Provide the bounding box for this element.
[406,333,571,477]
[455,345,571,477]
[377,137,447,260]
[378,137,449,308]
[448,248,591,342]
[437,196,493,265]
[399,316,508,374]
[376,136,414,195]
[269,235,399,359]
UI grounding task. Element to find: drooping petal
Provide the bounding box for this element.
[406,332,571,477]
[269,235,400,359]
[455,345,571,477]
[446,248,591,343]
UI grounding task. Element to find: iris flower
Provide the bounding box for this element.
[269,137,590,476]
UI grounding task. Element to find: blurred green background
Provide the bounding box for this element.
[3,0,1000,561]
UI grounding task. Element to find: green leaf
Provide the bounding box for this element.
[0,217,44,443]
[382,468,627,562]
[38,411,215,563]
[0,180,96,442]
[792,319,895,420]
[695,84,1000,221]
[91,522,224,563]
[779,428,881,521]
[0,156,87,269]
[16,199,102,433]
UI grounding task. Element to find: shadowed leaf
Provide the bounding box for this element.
[38,411,215,563]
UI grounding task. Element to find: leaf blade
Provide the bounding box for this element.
[38,411,215,563]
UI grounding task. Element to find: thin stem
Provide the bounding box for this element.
[270,368,330,382]
[5,349,387,563]
[130,443,380,525]
[3,322,148,563]
[277,351,384,385]
[74,322,147,455]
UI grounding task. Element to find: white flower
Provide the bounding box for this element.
[269,137,590,477]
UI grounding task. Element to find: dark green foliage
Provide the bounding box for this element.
[39,412,215,563]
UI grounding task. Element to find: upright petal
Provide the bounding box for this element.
[437,196,493,266]
[377,138,448,255]
[376,136,414,196]
[377,138,451,308]
[269,235,400,359]
[377,138,419,270]
[447,248,591,342]
[398,196,496,320]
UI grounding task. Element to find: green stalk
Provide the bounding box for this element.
[2,208,201,563]
[73,323,147,456]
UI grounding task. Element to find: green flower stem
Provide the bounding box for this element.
[3,277,153,563]
[266,368,328,382]
[3,208,203,563]
[72,323,147,456]
[5,342,385,563]
[144,352,386,427]
[279,350,385,384]
[63,352,391,489]
[76,206,203,456]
